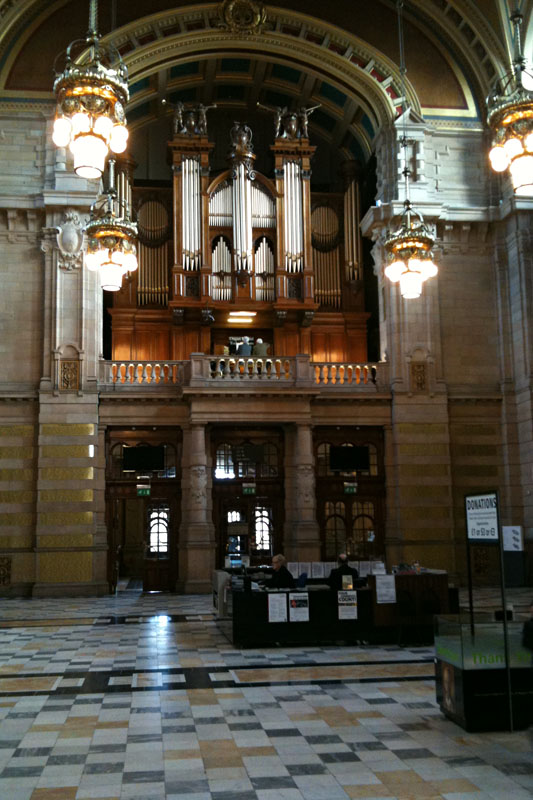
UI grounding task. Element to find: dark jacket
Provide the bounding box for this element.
[237,341,252,356]
[327,563,359,591]
[268,564,295,589]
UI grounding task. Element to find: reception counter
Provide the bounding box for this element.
[215,570,452,648]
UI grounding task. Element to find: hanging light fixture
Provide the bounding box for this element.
[52,0,129,180]
[85,160,138,291]
[383,1,437,299]
[487,6,533,195]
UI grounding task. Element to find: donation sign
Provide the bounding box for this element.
[465,492,499,542]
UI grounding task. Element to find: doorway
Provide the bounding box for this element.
[109,493,179,592]
[211,427,285,567]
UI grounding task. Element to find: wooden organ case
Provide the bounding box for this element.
[109,107,369,362]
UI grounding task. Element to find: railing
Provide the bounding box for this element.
[99,355,387,391]
[99,361,188,386]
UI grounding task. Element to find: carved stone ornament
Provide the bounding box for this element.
[190,465,207,504]
[218,0,267,35]
[56,211,84,271]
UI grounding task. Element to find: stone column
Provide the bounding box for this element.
[284,423,321,561]
[178,423,216,592]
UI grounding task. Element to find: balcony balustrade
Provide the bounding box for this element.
[99,355,386,393]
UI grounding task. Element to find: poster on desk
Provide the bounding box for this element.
[375,574,396,604]
[268,593,288,623]
[289,592,309,622]
[337,590,358,619]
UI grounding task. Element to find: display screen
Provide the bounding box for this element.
[122,445,165,472]
[329,445,370,472]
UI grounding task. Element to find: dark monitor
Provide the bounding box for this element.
[329,445,370,472]
[122,445,165,472]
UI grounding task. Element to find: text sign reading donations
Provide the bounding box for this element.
[465,492,499,541]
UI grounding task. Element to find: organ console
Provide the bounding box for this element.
[109,105,369,363]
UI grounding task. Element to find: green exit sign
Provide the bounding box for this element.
[137,486,150,497]
[344,482,358,494]
[243,483,256,495]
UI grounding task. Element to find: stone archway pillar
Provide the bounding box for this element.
[283,423,321,562]
[178,423,216,592]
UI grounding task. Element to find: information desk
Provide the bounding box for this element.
[435,614,533,731]
[215,571,451,647]
[219,587,371,647]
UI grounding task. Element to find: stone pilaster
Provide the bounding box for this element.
[178,423,216,593]
[33,393,108,597]
[284,423,321,561]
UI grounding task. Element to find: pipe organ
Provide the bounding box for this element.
[110,106,368,363]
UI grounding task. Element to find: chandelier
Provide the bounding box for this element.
[383,1,437,299]
[487,7,533,195]
[52,0,129,180]
[85,160,138,291]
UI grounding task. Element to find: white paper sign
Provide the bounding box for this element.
[372,561,386,575]
[311,562,325,579]
[324,562,336,576]
[359,561,371,577]
[287,562,299,578]
[338,590,358,619]
[375,574,396,604]
[465,492,499,541]
[298,562,311,579]
[502,526,524,552]
[268,593,287,623]
[289,592,309,622]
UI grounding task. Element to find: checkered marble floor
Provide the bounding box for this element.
[0,590,532,800]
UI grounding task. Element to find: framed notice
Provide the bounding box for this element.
[338,590,358,620]
[502,526,524,552]
[268,593,287,623]
[289,592,309,622]
[375,574,396,604]
[465,492,499,542]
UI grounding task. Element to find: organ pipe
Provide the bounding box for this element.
[182,157,201,271]
[283,160,303,272]
[343,173,361,281]
[232,162,253,272]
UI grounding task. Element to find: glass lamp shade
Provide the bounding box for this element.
[503,136,523,160]
[70,134,107,179]
[98,262,126,292]
[109,124,129,154]
[384,259,405,283]
[85,249,104,272]
[399,269,424,299]
[509,153,533,195]
[409,257,438,280]
[489,145,510,172]
[52,116,72,147]
[123,251,138,272]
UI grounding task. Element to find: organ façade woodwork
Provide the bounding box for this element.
[109,107,369,363]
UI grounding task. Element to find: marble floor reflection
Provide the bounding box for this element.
[0,588,531,800]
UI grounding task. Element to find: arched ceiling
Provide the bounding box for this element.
[0,0,526,185]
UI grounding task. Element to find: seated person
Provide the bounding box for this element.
[327,553,359,591]
[264,553,295,589]
[252,338,270,357]
[236,336,252,356]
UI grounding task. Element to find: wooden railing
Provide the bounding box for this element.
[99,355,387,391]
